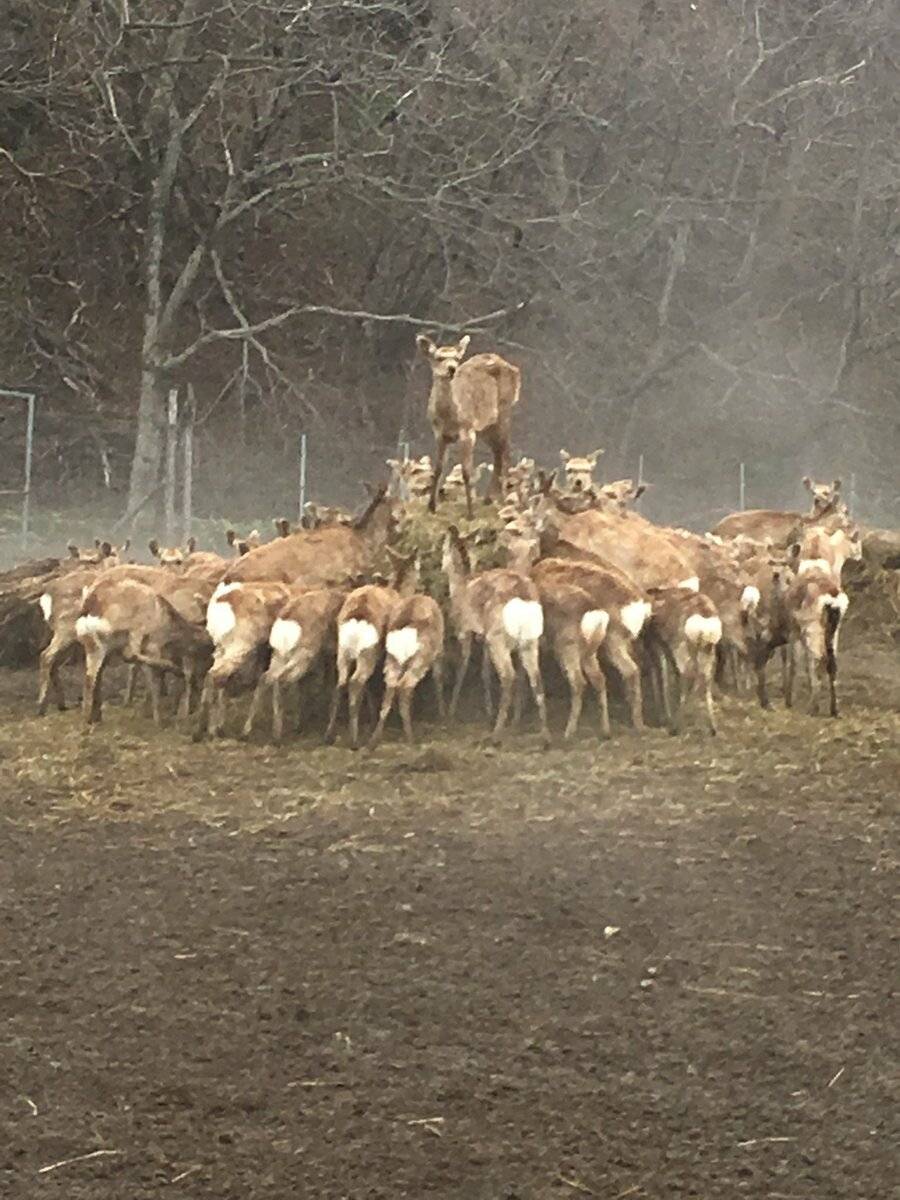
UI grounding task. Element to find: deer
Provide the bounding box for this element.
[66,538,129,564]
[416,333,521,517]
[220,485,397,588]
[712,476,846,544]
[441,462,490,505]
[748,561,850,719]
[240,586,348,742]
[324,549,419,749]
[500,514,611,741]
[194,580,292,739]
[559,448,604,495]
[36,558,198,716]
[789,524,862,585]
[386,455,433,502]
[534,489,699,592]
[441,525,549,745]
[75,576,212,726]
[595,478,648,514]
[368,585,446,749]
[643,587,723,736]
[225,527,262,556]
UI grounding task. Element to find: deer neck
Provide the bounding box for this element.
[428,374,457,425]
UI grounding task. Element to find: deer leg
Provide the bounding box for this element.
[369,677,398,749]
[428,437,451,514]
[480,641,493,718]
[700,647,718,735]
[489,431,509,503]
[602,632,645,732]
[271,680,286,742]
[520,641,550,747]
[146,667,164,726]
[82,641,107,726]
[449,634,473,718]
[348,648,378,750]
[784,641,797,708]
[582,649,610,739]
[805,638,820,716]
[487,638,516,743]
[324,652,350,744]
[432,656,446,719]
[459,431,476,519]
[241,677,268,739]
[399,686,416,745]
[37,635,69,715]
[557,636,585,742]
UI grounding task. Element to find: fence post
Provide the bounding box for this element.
[182,384,194,544]
[164,387,178,543]
[739,461,746,511]
[22,392,35,544]
[636,453,644,508]
[297,432,308,523]
[849,471,857,518]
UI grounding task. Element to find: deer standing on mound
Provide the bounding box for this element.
[416,333,521,517]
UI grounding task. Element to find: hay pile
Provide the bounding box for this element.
[844,527,900,644]
[384,499,508,602]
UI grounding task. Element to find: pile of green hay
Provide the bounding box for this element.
[384,500,508,603]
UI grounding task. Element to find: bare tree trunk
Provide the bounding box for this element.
[128,364,166,511]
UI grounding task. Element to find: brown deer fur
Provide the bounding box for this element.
[221,485,396,587]
[76,576,212,726]
[242,586,347,742]
[442,525,549,744]
[416,334,521,517]
[324,550,419,749]
[644,588,723,735]
[195,581,292,739]
[368,592,446,748]
[712,477,845,544]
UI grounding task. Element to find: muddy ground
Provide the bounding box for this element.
[0,640,897,1199]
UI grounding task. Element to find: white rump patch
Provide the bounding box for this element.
[678,576,700,592]
[740,584,761,613]
[386,626,419,665]
[39,593,53,622]
[620,599,651,639]
[270,617,302,657]
[798,558,831,577]
[819,591,849,616]
[75,614,111,639]
[501,597,544,646]
[339,618,380,656]
[207,598,237,642]
[684,613,723,645]
[580,609,610,642]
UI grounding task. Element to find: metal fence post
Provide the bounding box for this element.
[182,384,194,543]
[739,461,746,511]
[22,392,35,544]
[164,387,178,543]
[298,432,308,522]
[849,471,857,518]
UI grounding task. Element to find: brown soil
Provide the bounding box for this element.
[0,640,897,1199]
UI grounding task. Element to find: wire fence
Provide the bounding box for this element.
[0,384,894,567]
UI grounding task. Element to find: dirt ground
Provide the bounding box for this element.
[0,640,897,1199]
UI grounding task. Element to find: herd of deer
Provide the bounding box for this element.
[30,335,862,748]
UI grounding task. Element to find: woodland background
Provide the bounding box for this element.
[1,0,898,532]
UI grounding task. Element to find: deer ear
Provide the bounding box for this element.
[416,333,435,357]
[832,478,842,492]
[560,450,571,464]
[789,542,801,559]
[99,541,113,558]
[226,529,236,546]
[186,536,196,554]
[587,449,604,465]
[456,334,471,356]
[148,539,160,557]
[67,541,79,558]
[634,484,648,500]
[802,476,813,491]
